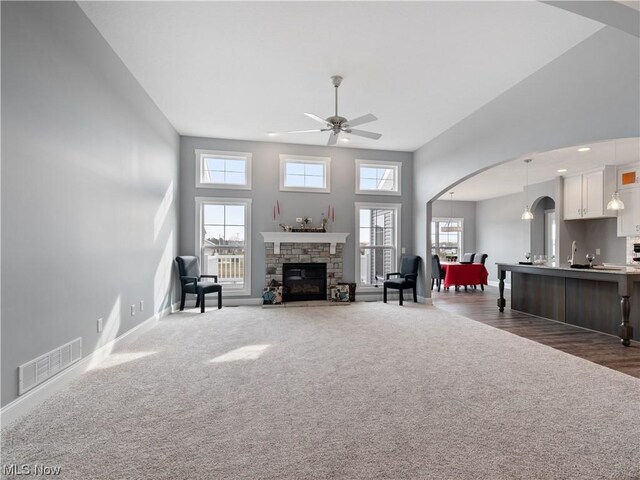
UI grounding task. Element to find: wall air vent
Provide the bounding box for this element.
[18,338,82,395]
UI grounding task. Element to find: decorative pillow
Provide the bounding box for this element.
[262,286,284,305]
[330,285,350,302]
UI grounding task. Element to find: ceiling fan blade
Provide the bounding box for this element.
[304,113,330,126]
[281,129,325,134]
[327,132,339,146]
[346,113,377,128]
[349,129,382,140]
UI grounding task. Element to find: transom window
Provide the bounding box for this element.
[196,197,252,296]
[356,160,401,195]
[280,155,330,193]
[355,203,401,288]
[196,150,252,189]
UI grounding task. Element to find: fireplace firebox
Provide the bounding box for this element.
[283,263,327,302]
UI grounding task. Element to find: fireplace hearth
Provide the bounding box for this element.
[283,263,327,302]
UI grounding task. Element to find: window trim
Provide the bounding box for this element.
[431,217,464,259]
[195,149,252,190]
[355,159,402,196]
[279,154,331,193]
[195,196,252,297]
[354,202,402,291]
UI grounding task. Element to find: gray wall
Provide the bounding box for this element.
[412,26,640,298]
[179,136,413,298]
[476,180,557,283]
[1,2,180,407]
[431,200,476,254]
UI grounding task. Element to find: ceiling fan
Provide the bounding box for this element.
[282,75,382,146]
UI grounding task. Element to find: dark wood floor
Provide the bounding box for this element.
[431,285,640,379]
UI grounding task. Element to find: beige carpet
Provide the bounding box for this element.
[2,302,640,479]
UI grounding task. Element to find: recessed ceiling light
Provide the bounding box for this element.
[557,168,567,173]
[577,147,591,152]
[341,137,349,142]
[266,131,277,137]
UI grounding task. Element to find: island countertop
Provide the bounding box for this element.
[496,263,640,346]
[496,263,640,277]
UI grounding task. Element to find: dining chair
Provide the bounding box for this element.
[431,254,446,292]
[473,253,488,290]
[461,252,475,263]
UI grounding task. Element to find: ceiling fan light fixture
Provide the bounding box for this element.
[280,76,382,143]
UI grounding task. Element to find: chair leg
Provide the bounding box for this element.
[218,291,222,309]
[464,285,468,292]
[431,278,434,291]
[383,286,387,303]
[399,290,404,306]
[195,295,200,308]
[481,284,484,291]
[437,279,441,292]
[200,293,205,313]
[180,292,186,311]
[413,287,418,303]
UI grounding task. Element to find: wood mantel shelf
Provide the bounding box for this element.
[260,232,349,254]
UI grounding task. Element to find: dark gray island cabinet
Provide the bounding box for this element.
[496,264,640,346]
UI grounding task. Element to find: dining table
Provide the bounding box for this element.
[441,262,489,289]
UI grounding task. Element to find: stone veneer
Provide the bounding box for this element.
[265,242,344,299]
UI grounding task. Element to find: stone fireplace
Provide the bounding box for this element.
[283,263,327,302]
[261,232,349,301]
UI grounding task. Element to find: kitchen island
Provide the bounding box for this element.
[496,263,640,346]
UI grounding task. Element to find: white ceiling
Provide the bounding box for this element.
[79,1,603,151]
[442,137,640,202]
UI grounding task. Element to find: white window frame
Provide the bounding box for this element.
[195,196,252,296]
[355,202,402,291]
[195,149,252,190]
[279,154,331,193]
[355,159,402,196]
[431,217,464,259]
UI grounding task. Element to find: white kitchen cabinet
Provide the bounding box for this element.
[563,166,616,220]
[617,187,640,237]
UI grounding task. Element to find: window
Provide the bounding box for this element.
[196,150,252,189]
[431,218,463,259]
[280,155,330,193]
[355,203,401,288]
[355,160,401,195]
[196,197,252,296]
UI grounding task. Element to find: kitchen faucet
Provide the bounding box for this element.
[568,240,577,265]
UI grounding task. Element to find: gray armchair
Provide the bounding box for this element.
[175,256,222,313]
[383,255,421,305]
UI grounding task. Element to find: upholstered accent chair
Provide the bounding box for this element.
[175,256,222,313]
[383,255,421,305]
[431,254,446,292]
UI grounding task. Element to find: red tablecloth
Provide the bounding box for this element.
[442,263,488,288]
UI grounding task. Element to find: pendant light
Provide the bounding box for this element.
[521,159,534,220]
[606,140,625,211]
[442,192,462,232]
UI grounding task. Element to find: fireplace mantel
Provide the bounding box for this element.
[260,232,349,254]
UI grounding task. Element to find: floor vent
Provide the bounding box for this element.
[18,338,82,395]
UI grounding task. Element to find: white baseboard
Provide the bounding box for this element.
[0,304,173,428]
[487,280,511,290]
